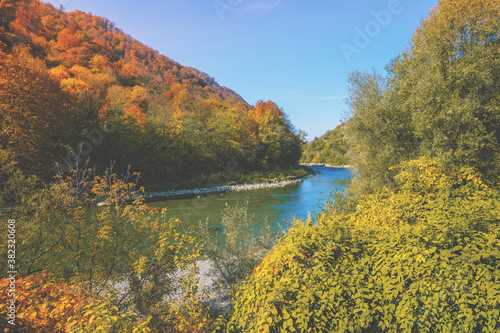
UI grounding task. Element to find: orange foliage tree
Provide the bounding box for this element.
[0,46,73,178]
[0,273,150,332]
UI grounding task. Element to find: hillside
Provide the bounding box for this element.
[300,124,347,166]
[0,0,302,185]
[185,66,247,105]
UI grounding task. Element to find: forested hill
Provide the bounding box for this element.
[300,124,347,166]
[185,66,247,105]
[0,0,302,185]
[0,0,247,105]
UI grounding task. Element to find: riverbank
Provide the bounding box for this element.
[143,166,314,200]
[145,166,313,193]
[300,163,353,168]
[144,177,306,200]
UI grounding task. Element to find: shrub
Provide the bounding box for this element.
[0,155,213,332]
[0,273,150,332]
[226,158,500,332]
[0,150,38,207]
[199,199,276,304]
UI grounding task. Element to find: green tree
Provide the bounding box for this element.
[344,0,500,195]
[391,0,500,182]
[344,69,417,195]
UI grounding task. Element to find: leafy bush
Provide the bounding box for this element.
[0,150,38,207]
[0,156,214,332]
[226,158,500,332]
[0,273,150,332]
[199,199,276,304]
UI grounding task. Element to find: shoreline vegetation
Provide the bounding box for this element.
[144,166,315,200]
[143,164,353,201]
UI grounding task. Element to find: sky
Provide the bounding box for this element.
[45,0,439,140]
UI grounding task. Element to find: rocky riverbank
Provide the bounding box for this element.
[300,163,353,168]
[144,178,305,200]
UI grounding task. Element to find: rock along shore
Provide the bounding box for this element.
[300,163,353,168]
[144,178,305,200]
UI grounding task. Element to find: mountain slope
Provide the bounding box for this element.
[186,66,247,104]
[0,0,302,184]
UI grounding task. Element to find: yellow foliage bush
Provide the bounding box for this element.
[226,158,500,332]
[0,273,150,332]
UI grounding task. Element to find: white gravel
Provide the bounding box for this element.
[300,163,353,168]
[144,178,305,200]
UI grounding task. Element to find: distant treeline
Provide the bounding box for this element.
[300,124,347,166]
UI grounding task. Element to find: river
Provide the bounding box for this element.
[148,166,353,236]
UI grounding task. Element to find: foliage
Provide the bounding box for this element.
[0,273,150,332]
[224,1,500,330]
[0,45,74,178]
[343,69,416,196]
[251,101,303,170]
[226,158,500,332]
[199,199,276,303]
[0,0,18,48]
[300,124,348,166]
[0,156,214,331]
[343,0,500,195]
[1,0,303,185]
[0,150,38,207]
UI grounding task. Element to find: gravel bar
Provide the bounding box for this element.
[144,178,305,200]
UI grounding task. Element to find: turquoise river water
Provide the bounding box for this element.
[148,166,353,236]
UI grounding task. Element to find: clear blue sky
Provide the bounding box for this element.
[46,0,438,140]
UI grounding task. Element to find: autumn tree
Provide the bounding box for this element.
[0,0,17,31]
[250,100,302,170]
[0,0,19,48]
[1,0,303,186]
[0,46,73,178]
